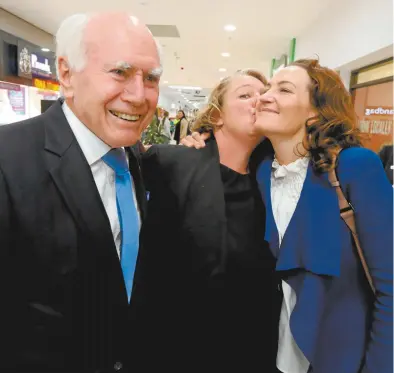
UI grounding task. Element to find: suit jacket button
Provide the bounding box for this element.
[114,361,123,371]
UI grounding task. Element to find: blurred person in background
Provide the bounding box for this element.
[159,109,174,144]
[185,59,393,373]
[173,109,189,144]
[378,142,393,184]
[0,11,162,372]
[139,69,281,372]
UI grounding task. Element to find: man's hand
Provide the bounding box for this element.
[180,132,211,148]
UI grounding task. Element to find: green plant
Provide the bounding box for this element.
[142,116,167,145]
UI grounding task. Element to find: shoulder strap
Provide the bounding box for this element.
[328,157,375,294]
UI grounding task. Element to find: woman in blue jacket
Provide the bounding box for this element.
[252,59,393,373]
[183,58,393,372]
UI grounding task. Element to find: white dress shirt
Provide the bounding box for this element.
[271,156,310,373]
[62,102,140,259]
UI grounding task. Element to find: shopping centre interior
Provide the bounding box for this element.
[0,2,392,372]
[0,0,392,150]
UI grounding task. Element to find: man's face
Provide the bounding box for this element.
[59,17,161,148]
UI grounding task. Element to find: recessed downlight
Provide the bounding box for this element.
[224,24,236,32]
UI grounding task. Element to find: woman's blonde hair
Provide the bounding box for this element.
[192,69,267,133]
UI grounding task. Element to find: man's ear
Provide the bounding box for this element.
[57,57,74,99]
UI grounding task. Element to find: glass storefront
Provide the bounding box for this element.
[0,80,59,125]
[351,59,393,152]
[0,29,59,125]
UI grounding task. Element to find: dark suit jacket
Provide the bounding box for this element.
[257,147,393,373]
[139,139,280,372]
[0,100,148,372]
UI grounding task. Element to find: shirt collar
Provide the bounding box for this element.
[272,156,310,179]
[62,102,110,166]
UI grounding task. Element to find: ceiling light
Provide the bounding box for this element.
[41,48,50,52]
[170,85,202,90]
[219,68,227,72]
[224,24,236,32]
[221,52,230,57]
[171,103,176,109]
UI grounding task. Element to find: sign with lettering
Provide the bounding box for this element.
[353,80,393,152]
[365,107,394,116]
[359,120,393,135]
[0,82,26,115]
[33,78,59,91]
[31,54,52,78]
[8,87,26,115]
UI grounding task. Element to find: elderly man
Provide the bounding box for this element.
[0,12,161,372]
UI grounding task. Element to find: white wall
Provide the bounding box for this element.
[0,9,55,50]
[295,0,393,72]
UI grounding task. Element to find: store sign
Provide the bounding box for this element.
[0,81,26,115]
[8,87,26,115]
[365,106,394,116]
[31,54,52,78]
[17,41,32,79]
[33,78,60,91]
[359,120,393,135]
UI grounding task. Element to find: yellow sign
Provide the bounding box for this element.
[33,78,60,91]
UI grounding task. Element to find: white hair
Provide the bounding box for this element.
[55,13,163,80]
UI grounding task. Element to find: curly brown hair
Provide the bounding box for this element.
[290,59,363,172]
[192,69,267,133]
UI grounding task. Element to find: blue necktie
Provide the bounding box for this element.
[102,148,139,303]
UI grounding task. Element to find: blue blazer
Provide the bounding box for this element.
[256,147,393,373]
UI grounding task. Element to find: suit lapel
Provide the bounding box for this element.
[278,164,342,276]
[125,145,148,296]
[43,100,127,300]
[127,145,147,221]
[257,159,342,277]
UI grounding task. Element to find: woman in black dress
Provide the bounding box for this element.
[138,70,280,372]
